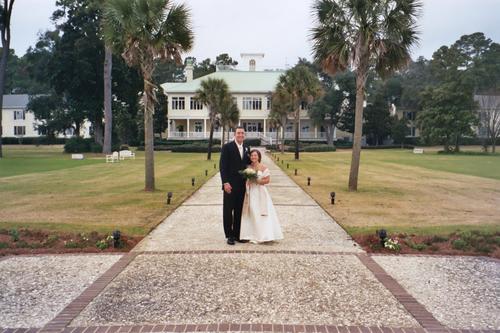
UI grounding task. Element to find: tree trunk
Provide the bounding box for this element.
[143,77,155,192]
[207,120,214,160]
[327,122,334,146]
[0,41,9,158]
[94,119,103,145]
[103,45,113,154]
[74,123,81,137]
[454,134,460,152]
[294,109,300,160]
[348,67,368,191]
[221,125,225,148]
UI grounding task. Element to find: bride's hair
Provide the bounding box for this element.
[250,149,261,162]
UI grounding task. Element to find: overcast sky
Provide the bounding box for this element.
[11,0,500,70]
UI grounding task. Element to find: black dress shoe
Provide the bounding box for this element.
[236,239,249,243]
[227,238,235,245]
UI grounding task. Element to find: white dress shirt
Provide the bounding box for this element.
[236,141,243,159]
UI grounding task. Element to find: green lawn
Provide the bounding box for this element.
[0,145,102,177]
[273,148,500,236]
[0,145,219,236]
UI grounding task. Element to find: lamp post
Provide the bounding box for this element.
[307,177,311,186]
[294,169,297,176]
[205,169,208,176]
[167,192,173,205]
[112,230,121,248]
[191,177,195,186]
[330,192,335,204]
[378,229,387,246]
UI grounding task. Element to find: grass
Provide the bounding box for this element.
[273,148,500,236]
[0,145,220,236]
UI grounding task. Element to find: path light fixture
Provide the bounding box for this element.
[330,192,335,205]
[294,169,298,176]
[307,177,311,186]
[192,177,195,186]
[277,157,280,162]
[112,230,121,248]
[214,163,216,169]
[281,160,284,165]
[167,192,173,205]
[287,163,289,169]
[205,170,208,176]
[377,229,387,246]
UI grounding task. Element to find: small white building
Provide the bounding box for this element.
[1,94,92,139]
[161,53,331,142]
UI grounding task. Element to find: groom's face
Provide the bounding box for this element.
[235,128,245,144]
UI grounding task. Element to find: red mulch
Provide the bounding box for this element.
[0,228,142,256]
[353,233,500,259]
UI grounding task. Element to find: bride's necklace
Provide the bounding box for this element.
[251,162,260,171]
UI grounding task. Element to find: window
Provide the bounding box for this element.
[405,111,416,121]
[194,121,203,132]
[14,110,25,120]
[300,101,309,110]
[242,97,262,110]
[406,126,416,137]
[190,98,203,110]
[267,98,271,110]
[14,126,26,136]
[172,97,185,110]
[301,126,310,132]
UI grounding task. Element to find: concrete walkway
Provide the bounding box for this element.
[133,151,362,252]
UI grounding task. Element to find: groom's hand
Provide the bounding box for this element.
[223,183,232,194]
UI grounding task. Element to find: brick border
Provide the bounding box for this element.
[1,325,495,333]
[39,252,139,332]
[356,254,445,331]
[139,250,360,255]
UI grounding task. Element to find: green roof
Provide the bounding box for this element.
[161,70,285,94]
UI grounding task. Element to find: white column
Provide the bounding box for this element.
[204,118,207,138]
[333,126,337,140]
[298,119,301,139]
[314,126,317,139]
[187,119,190,138]
[263,119,267,136]
[167,120,171,139]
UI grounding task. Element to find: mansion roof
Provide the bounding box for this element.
[161,70,285,94]
[2,94,29,109]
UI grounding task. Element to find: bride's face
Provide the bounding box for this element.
[250,152,259,164]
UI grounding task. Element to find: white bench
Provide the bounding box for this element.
[71,154,84,160]
[119,150,136,160]
[413,148,424,154]
[106,151,119,163]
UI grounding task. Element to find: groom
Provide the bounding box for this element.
[219,126,251,245]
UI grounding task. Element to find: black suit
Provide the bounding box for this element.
[219,141,251,240]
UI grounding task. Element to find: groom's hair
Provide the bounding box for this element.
[250,149,261,162]
[235,126,245,131]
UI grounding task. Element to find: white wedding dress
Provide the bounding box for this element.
[240,168,283,242]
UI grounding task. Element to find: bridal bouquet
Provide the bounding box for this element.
[239,167,258,181]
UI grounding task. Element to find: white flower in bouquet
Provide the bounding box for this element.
[239,167,258,181]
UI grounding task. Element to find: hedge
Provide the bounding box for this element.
[64,137,103,153]
[1,136,68,145]
[171,144,221,153]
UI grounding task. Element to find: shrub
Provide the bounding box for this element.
[171,144,221,153]
[44,235,59,247]
[64,137,90,153]
[64,239,80,248]
[96,239,109,250]
[452,239,468,250]
[9,229,19,242]
[429,235,449,243]
[90,142,103,153]
[0,242,8,249]
[303,144,337,152]
[473,244,493,254]
[15,240,30,248]
[244,138,261,146]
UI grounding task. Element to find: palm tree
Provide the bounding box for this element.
[276,65,322,160]
[0,0,15,158]
[311,0,421,191]
[270,86,292,154]
[102,45,112,155]
[219,95,239,145]
[103,0,193,191]
[195,78,230,160]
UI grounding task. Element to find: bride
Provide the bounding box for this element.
[240,149,283,243]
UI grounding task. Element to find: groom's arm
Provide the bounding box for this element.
[220,144,230,185]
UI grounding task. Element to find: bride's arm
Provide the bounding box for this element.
[257,176,270,185]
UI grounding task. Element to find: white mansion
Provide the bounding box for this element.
[161,53,334,142]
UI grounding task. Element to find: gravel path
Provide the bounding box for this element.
[0,254,122,328]
[71,253,418,327]
[133,150,361,253]
[374,255,500,329]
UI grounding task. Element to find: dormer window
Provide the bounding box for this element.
[249,59,256,71]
